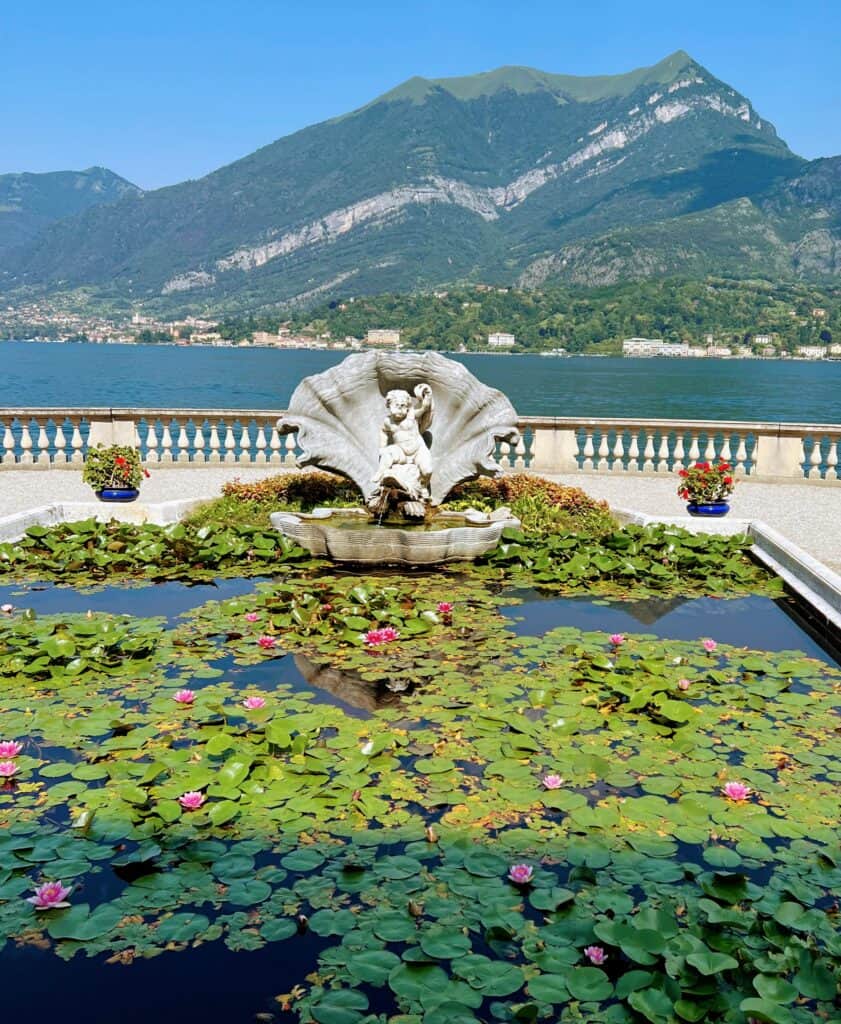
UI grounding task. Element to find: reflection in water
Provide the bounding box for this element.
[501,593,840,666]
[294,654,408,712]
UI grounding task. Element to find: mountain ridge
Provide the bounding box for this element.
[0,52,836,312]
[0,167,140,253]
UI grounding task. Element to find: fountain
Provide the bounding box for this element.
[271,351,521,563]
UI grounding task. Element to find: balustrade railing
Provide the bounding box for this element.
[1,409,839,483]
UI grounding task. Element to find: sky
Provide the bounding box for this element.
[3,0,839,190]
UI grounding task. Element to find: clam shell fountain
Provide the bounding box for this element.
[271,351,522,564]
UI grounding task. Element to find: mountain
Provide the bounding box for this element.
[0,167,140,253]
[1,51,836,312]
[521,155,841,286]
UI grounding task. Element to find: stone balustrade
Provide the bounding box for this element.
[1,408,840,482]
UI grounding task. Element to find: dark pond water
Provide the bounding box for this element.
[501,592,841,667]
[1,575,838,1022]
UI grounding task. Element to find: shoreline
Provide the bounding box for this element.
[1,338,832,362]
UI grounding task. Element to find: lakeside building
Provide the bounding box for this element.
[366,329,400,347]
[622,338,690,357]
[488,332,516,349]
[796,345,827,360]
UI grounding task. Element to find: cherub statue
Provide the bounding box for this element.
[368,383,434,517]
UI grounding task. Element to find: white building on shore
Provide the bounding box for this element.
[487,332,516,349]
[622,338,691,357]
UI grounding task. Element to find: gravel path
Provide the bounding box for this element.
[1,467,839,572]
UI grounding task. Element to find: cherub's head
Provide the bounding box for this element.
[385,389,411,420]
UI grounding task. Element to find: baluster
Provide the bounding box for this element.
[19,421,33,465]
[209,423,222,463]
[160,423,174,463]
[582,433,594,471]
[193,423,206,464]
[688,434,700,465]
[281,433,296,466]
[2,423,15,465]
[37,423,50,465]
[498,441,511,470]
[704,434,717,462]
[71,423,84,465]
[514,435,526,471]
[145,423,159,464]
[642,431,655,473]
[176,422,190,463]
[825,436,839,481]
[808,436,823,479]
[269,427,282,465]
[238,423,252,465]
[799,438,809,479]
[672,433,685,472]
[254,425,268,465]
[735,436,748,476]
[597,433,609,472]
[656,434,670,473]
[611,432,625,472]
[53,423,68,465]
[223,423,236,464]
[627,432,640,472]
[720,436,732,467]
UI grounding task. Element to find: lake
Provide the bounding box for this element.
[3,340,841,421]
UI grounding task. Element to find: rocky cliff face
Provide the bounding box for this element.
[1,51,835,310]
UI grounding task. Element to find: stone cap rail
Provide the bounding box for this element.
[1,408,840,481]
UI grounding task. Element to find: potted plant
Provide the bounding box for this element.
[82,444,149,502]
[676,460,735,517]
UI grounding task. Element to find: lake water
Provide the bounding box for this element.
[3,340,841,420]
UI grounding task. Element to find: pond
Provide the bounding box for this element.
[1,546,840,1024]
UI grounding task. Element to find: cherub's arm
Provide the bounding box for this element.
[413,384,433,433]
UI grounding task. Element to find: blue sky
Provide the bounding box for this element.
[3,0,839,189]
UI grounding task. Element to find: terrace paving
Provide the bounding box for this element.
[0,467,839,573]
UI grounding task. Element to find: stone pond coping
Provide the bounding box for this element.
[1,497,840,634]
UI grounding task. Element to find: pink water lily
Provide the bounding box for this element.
[242,696,266,710]
[258,635,276,649]
[437,602,454,615]
[678,678,691,691]
[0,740,23,758]
[244,612,260,622]
[179,791,206,810]
[363,627,400,645]
[609,633,625,646]
[0,603,13,614]
[722,781,752,802]
[0,761,19,778]
[27,881,72,909]
[507,863,534,885]
[702,638,718,653]
[584,945,607,965]
[173,689,195,704]
[541,774,564,790]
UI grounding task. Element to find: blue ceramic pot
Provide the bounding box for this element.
[686,500,729,518]
[96,488,140,503]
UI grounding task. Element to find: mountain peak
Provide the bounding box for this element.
[375,51,706,107]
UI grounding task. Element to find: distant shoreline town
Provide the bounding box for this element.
[3,319,839,362]
[1,279,837,361]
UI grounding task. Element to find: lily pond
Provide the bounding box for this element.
[0,520,840,1024]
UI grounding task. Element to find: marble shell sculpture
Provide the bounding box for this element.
[277,351,520,505]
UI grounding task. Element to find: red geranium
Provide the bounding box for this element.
[676,460,736,504]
